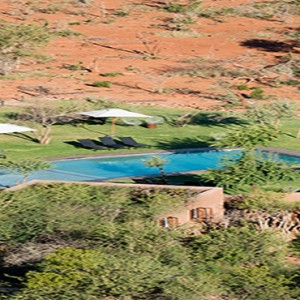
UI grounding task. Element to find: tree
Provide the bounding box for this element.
[244,101,297,132]
[14,98,117,144]
[11,246,222,300]
[212,123,278,151]
[224,265,297,300]
[202,124,297,193]
[190,226,299,299]
[15,100,84,144]
[144,156,169,183]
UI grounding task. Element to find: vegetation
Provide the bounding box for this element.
[144,156,169,183]
[201,124,299,193]
[89,81,111,88]
[0,183,299,299]
[0,104,298,161]
[0,22,51,58]
[0,1,298,299]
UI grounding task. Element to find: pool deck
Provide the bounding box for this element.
[45,147,220,161]
[259,147,300,157]
[45,146,300,162]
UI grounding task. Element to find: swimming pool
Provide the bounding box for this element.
[1,149,300,187]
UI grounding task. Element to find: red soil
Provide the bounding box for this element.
[0,0,299,110]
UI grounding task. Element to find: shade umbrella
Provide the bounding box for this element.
[78,109,152,135]
[0,123,36,134]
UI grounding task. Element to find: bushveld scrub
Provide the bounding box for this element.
[0,183,299,299]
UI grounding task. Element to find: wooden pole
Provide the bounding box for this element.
[111,117,116,135]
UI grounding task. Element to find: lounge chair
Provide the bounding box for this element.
[99,136,126,149]
[118,136,148,148]
[77,139,106,150]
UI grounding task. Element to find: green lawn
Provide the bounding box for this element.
[0,106,299,161]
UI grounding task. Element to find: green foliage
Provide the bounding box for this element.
[18,247,171,299]
[281,79,300,87]
[12,246,221,300]
[293,67,300,77]
[144,156,168,168]
[89,81,111,88]
[63,62,86,71]
[248,86,266,99]
[0,183,187,245]
[237,191,300,212]
[0,183,224,300]
[245,101,297,129]
[212,124,278,151]
[223,265,298,300]
[0,183,299,299]
[201,152,297,193]
[163,1,202,13]
[190,226,299,299]
[113,8,130,17]
[236,83,249,90]
[191,226,288,268]
[144,156,168,183]
[0,23,51,58]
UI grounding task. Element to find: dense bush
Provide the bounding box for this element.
[0,183,299,299]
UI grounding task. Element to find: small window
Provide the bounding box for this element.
[190,207,213,222]
[160,216,179,228]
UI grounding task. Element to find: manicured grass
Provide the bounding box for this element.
[0,106,299,161]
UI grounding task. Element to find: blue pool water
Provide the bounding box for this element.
[0,149,300,187]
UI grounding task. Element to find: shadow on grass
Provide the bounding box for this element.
[156,136,215,150]
[161,111,247,127]
[8,133,39,143]
[188,112,247,127]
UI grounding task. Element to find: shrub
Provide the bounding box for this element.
[0,23,51,58]
[89,81,111,88]
[100,72,123,77]
[249,86,266,99]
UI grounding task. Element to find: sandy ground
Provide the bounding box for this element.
[0,0,299,110]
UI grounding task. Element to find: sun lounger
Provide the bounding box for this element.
[118,136,148,147]
[99,136,126,149]
[77,139,106,150]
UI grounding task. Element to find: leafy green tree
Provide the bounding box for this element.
[236,191,300,212]
[212,123,278,151]
[202,124,297,192]
[223,265,298,300]
[190,225,288,269]
[201,152,297,193]
[12,246,222,300]
[144,156,169,183]
[245,101,297,132]
[190,226,299,299]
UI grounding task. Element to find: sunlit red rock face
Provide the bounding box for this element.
[0,0,299,110]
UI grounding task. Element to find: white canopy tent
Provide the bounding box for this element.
[0,123,36,134]
[78,109,152,135]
